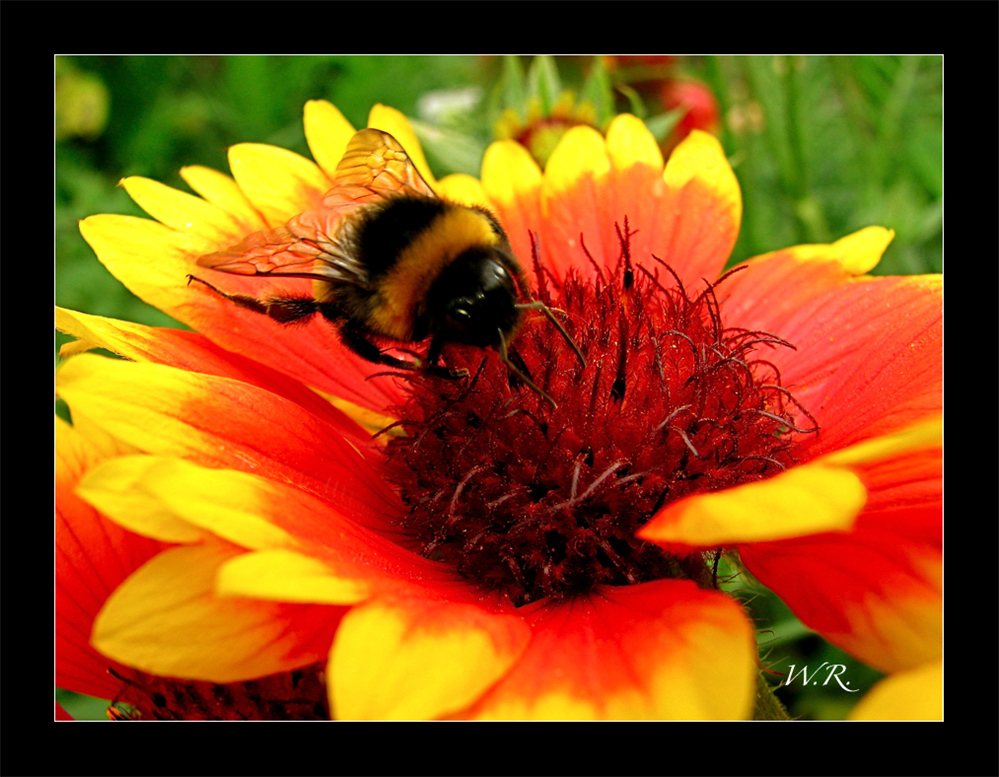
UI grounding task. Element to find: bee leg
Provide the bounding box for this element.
[337,319,428,374]
[496,329,557,409]
[187,275,320,325]
[425,336,469,380]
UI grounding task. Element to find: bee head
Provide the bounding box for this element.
[427,248,521,346]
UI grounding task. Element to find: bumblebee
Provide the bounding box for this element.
[188,128,583,406]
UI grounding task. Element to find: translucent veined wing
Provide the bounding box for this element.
[195,129,434,287]
[332,128,437,199]
[196,215,369,287]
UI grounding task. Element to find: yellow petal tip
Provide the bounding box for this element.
[663,130,741,229]
[833,226,895,275]
[640,463,867,547]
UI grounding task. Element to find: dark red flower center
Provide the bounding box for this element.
[106,663,328,721]
[384,227,816,607]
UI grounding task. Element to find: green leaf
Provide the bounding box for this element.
[526,56,562,113]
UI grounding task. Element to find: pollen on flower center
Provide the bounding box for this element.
[383,227,817,606]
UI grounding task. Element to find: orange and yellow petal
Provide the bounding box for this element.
[778,225,896,275]
[603,114,668,267]
[434,172,493,211]
[742,529,940,675]
[605,113,665,173]
[68,404,531,703]
[78,456,294,549]
[741,486,940,675]
[79,213,203,319]
[539,124,613,280]
[542,123,742,286]
[849,661,942,721]
[181,272,405,412]
[56,308,373,446]
[118,175,248,249]
[480,139,544,268]
[179,164,267,234]
[72,440,507,687]
[330,596,530,720]
[484,121,740,290]
[226,142,330,225]
[90,540,343,682]
[464,581,756,720]
[639,414,940,674]
[66,394,401,684]
[80,211,371,410]
[693,234,942,672]
[739,419,941,672]
[303,99,355,178]
[639,461,867,550]
[216,548,371,604]
[719,239,942,455]
[56,417,167,699]
[76,451,454,600]
[651,128,741,285]
[56,354,396,529]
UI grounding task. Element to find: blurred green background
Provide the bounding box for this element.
[55,55,941,721]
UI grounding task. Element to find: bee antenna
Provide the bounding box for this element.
[496,328,557,409]
[516,300,587,368]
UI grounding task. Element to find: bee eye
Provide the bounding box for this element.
[487,264,510,287]
[451,302,474,321]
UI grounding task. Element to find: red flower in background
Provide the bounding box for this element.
[657,78,720,147]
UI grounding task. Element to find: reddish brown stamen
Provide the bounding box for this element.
[384,225,817,606]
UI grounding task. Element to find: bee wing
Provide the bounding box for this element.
[332,128,437,199]
[195,129,432,287]
[196,214,369,288]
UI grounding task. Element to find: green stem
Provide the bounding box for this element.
[753,670,793,720]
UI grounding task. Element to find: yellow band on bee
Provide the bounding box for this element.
[374,207,503,341]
